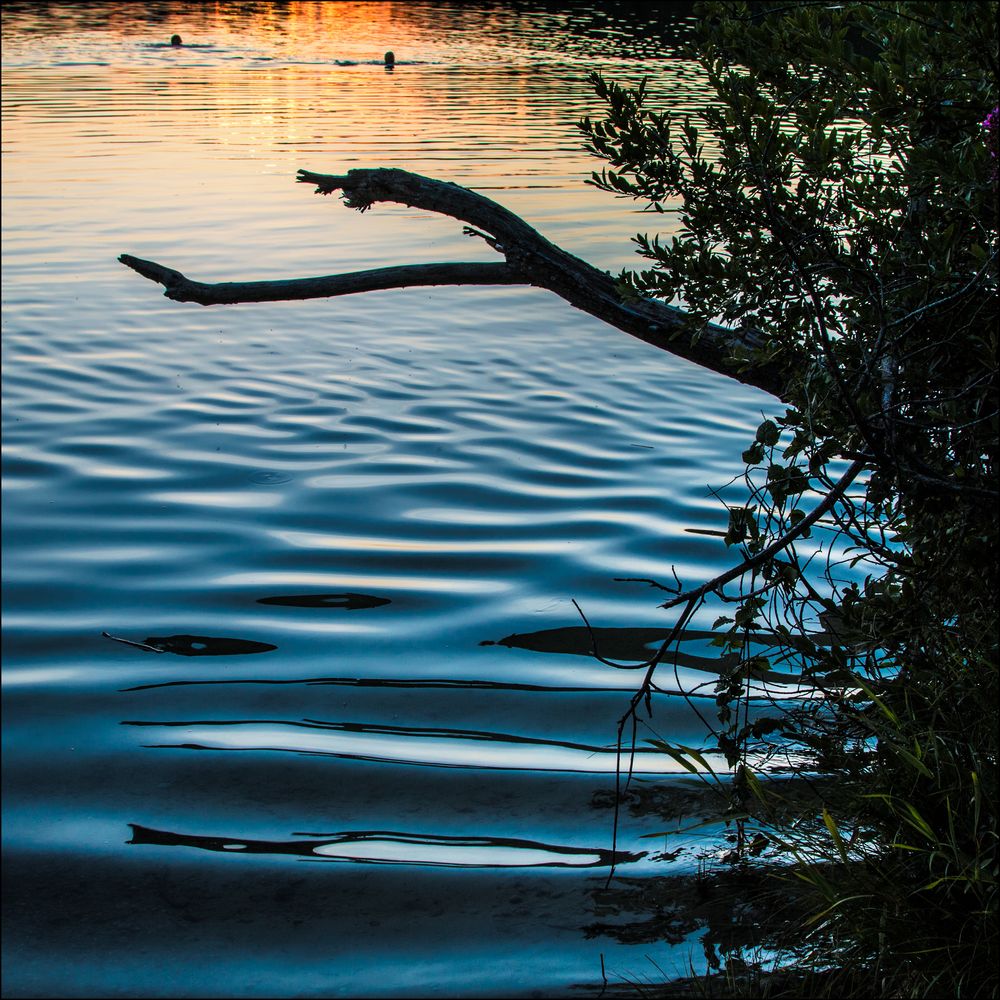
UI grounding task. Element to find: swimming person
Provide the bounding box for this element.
[383,50,395,67]
[170,34,182,47]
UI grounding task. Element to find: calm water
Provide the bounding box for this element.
[2,3,783,996]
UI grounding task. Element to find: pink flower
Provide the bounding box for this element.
[983,106,999,155]
[983,106,998,179]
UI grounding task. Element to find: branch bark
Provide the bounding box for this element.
[119,167,788,397]
[117,257,522,304]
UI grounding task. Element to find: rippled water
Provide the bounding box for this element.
[3,3,784,996]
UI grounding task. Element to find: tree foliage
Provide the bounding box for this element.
[118,3,997,990]
[581,2,997,994]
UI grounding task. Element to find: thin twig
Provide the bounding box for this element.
[102,631,166,653]
[659,458,867,613]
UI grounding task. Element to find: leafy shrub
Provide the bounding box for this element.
[582,2,998,994]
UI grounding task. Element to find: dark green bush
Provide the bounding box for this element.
[582,2,998,994]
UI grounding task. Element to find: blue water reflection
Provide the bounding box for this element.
[1,2,800,996]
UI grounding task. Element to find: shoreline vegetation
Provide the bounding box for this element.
[578,3,997,994]
[118,2,997,996]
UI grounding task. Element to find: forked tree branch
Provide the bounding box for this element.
[119,167,789,397]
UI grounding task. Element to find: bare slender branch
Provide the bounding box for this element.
[118,255,521,305]
[119,168,789,397]
[660,457,868,613]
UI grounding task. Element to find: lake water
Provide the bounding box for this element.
[2,3,784,996]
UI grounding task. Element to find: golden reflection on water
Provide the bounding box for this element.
[3,1,712,279]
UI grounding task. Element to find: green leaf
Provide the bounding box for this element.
[822,807,849,863]
[645,741,699,774]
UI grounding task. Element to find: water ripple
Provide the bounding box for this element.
[2,8,794,995]
[128,823,640,868]
[125,718,731,773]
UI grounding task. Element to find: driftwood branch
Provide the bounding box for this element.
[117,257,521,305]
[119,167,787,397]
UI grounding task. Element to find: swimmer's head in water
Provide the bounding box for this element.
[383,50,395,65]
[170,34,182,47]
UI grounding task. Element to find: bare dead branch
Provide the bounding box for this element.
[119,167,789,397]
[118,255,521,305]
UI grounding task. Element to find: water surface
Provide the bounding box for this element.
[2,3,784,996]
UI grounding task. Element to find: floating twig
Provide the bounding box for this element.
[101,631,166,653]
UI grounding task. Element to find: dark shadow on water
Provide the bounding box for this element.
[484,626,801,684]
[103,631,278,655]
[256,592,390,609]
[143,634,278,656]
[128,822,644,869]
[591,779,728,824]
[484,625,730,667]
[120,674,624,693]
[573,864,820,997]
[123,716,631,755]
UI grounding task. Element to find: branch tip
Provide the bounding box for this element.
[119,254,185,290]
[296,168,350,196]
